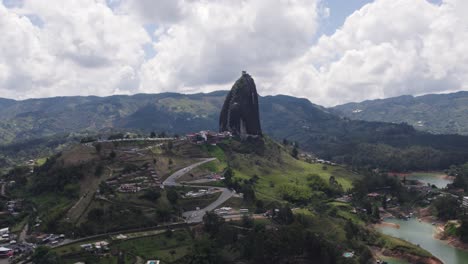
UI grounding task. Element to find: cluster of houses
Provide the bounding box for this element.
[214,207,233,215]
[214,207,250,216]
[0,227,10,243]
[314,158,337,166]
[105,165,161,193]
[33,233,65,245]
[298,153,338,166]
[81,240,110,252]
[6,200,23,215]
[185,131,232,145]
[0,227,38,259]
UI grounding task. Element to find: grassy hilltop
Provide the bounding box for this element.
[2,136,438,263]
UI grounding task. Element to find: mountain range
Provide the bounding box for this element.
[333,91,468,135]
[3,91,468,171]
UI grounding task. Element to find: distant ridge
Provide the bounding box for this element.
[333,91,468,135]
[4,90,468,171]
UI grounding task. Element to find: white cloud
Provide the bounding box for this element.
[116,0,184,24]
[275,0,468,106]
[138,0,320,94]
[1,0,468,107]
[0,0,149,99]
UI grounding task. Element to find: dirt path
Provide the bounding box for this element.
[19,223,29,242]
[66,166,114,223]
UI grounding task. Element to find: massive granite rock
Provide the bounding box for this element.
[219,71,262,137]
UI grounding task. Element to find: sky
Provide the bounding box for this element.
[0,0,466,106]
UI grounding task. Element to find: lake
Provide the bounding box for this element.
[406,172,453,189]
[378,218,468,264]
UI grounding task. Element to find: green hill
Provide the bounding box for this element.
[333,91,468,135]
[4,92,468,171]
[6,137,436,264]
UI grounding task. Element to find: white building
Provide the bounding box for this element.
[463,196,468,208]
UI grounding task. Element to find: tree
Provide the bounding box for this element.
[277,205,294,225]
[87,208,105,222]
[189,238,223,264]
[241,184,256,204]
[150,131,156,138]
[139,190,161,202]
[460,217,468,243]
[291,146,299,159]
[223,167,234,187]
[432,195,459,220]
[95,143,102,153]
[372,205,380,220]
[156,207,171,222]
[166,188,179,204]
[165,229,174,238]
[242,214,254,228]
[363,201,372,215]
[255,199,265,213]
[31,246,62,264]
[283,138,289,145]
[94,164,104,177]
[167,141,173,150]
[345,220,359,240]
[99,182,113,195]
[382,195,388,209]
[203,211,225,236]
[169,249,177,261]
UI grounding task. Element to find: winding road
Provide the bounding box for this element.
[163,158,235,223]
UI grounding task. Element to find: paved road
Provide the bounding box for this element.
[183,178,219,184]
[163,158,235,223]
[182,187,235,223]
[163,158,216,186]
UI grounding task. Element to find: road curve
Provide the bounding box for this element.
[182,188,234,223]
[162,158,235,223]
[163,158,216,186]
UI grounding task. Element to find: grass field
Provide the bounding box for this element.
[326,201,364,225]
[234,152,358,201]
[113,229,193,262]
[377,234,433,258]
[207,138,361,202]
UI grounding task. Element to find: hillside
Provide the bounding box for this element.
[333,91,468,135]
[6,136,359,231]
[4,92,468,171]
[4,137,439,264]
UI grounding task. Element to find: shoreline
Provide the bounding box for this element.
[433,221,468,252]
[373,206,468,263]
[372,247,443,264]
[374,221,400,229]
[416,207,468,252]
[389,171,455,181]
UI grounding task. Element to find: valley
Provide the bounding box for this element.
[2,75,468,264]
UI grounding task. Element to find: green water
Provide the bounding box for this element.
[406,172,453,189]
[380,256,409,264]
[378,218,468,264]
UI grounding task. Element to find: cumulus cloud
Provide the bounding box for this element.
[275,0,468,105]
[0,0,149,99]
[1,0,468,107]
[138,0,320,94]
[116,0,184,24]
